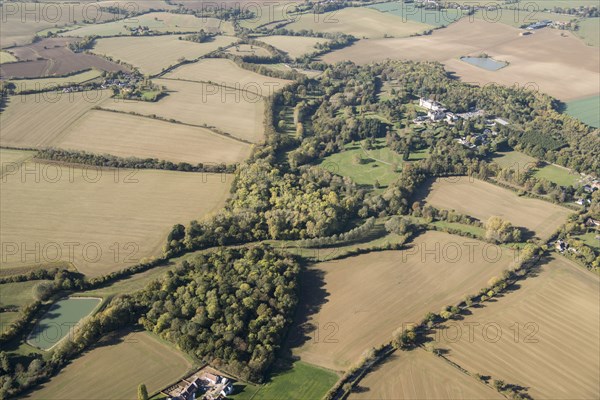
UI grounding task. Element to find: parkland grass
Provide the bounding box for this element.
[565,95,600,128]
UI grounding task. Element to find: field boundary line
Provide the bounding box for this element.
[159,76,269,98]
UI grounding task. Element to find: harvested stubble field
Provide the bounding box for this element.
[433,256,600,399]
[419,177,572,240]
[225,43,272,58]
[63,12,233,37]
[289,230,516,371]
[0,2,118,47]
[56,109,251,164]
[0,37,126,78]
[164,58,291,96]
[26,331,192,399]
[0,90,112,148]
[91,35,237,75]
[324,19,599,101]
[350,349,503,399]
[285,7,431,39]
[102,78,266,143]
[256,35,331,58]
[1,161,233,276]
[7,69,104,94]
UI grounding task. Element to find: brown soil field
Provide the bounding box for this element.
[418,177,572,240]
[0,2,118,47]
[350,349,504,400]
[164,58,291,96]
[102,78,266,143]
[56,109,251,164]
[1,37,126,78]
[26,331,192,399]
[0,91,112,148]
[285,7,431,39]
[433,256,600,399]
[289,231,516,371]
[256,35,331,58]
[1,161,233,276]
[91,35,237,75]
[323,19,599,101]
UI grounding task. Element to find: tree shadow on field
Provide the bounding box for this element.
[278,264,330,362]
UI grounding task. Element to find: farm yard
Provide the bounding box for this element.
[56,109,252,164]
[432,256,600,399]
[1,161,233,276]
[27,297,101,350]
[419,177,572,240]
[90,35,237,75]
[25,331,193,399]
[256,35,331,58]
[285,7,432,39]
[163,58,291,96]
[350,349,503,399]
[324,19,600,101]
[101,78,266,143]
[290,231,516,371]
[61,12,233,37]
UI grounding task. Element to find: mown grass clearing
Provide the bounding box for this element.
[432,256,600,399]
[0,280,50,333]
[26,331,193,399]
[574,17,600,47]
[290,231,515,371]
[230,361,338,400]
[369,3,465,27]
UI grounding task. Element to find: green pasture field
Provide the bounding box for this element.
[565,95,600,128]
[229,361,338,400]
[27,297,101,350]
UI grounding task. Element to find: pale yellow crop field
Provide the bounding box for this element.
[26,331,192,399]
[57,110,251,164]
[1,161,233,276]
[91,35,237,75]
[257,35,331,58]
[164,58,291,96]
[285,7,431,39]
[291,231,515,371]
[63,12,233,37]
[351,349,503,400]
[102,78,266,143]
[433,256,600,399]
[0,90,111,148]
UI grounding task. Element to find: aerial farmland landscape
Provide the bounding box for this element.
[0,0,598,399]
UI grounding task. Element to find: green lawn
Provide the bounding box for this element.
[534,164,579,187]
[491,151,537,169]
[573,232,600,251]
[77,266,173,299]
[27,297,101,350]
[230,361,338,400]
[0,280,49,334]
[574,17,600,47]
[565,95,600,128]
[430,220,485,238]
[317,139,403,189]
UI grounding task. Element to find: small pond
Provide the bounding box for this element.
[460,56,508,71]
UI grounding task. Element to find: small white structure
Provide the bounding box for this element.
[419,98,445,112]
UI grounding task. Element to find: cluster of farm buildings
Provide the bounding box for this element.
[162,369,234,400]
[415,98,508,148]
